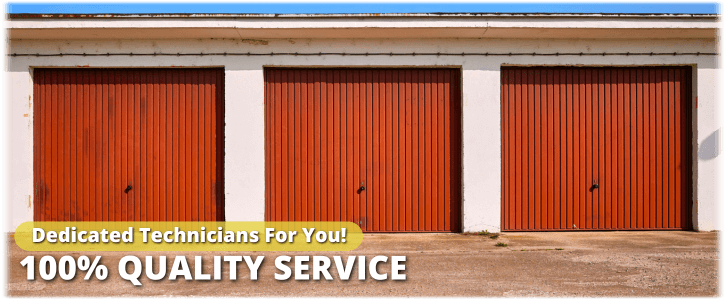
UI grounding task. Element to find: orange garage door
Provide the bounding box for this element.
[34,68,225,221]
[265,68,462,232]
[501,66,692,231]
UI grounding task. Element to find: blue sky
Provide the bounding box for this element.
[7,3,720,14]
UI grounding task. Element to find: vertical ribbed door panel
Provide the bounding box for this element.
[501,67,692,231]
[33,68,225,221]
[265,68,462,232]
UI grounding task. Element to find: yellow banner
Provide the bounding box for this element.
[15,221,363,252]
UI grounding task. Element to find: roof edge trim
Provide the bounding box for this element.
[7,12,721,19]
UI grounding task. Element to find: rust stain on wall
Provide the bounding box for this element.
[239,39,269,45]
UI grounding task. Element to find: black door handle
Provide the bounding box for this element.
[124,185,132,193]
[357,184,365,194]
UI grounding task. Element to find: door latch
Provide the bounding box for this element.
[357,182,365,194]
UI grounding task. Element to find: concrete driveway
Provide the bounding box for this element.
[7,231,718,297]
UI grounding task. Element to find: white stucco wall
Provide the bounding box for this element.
[6,37,719,232]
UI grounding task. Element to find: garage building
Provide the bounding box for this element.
[6,13,720,232]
